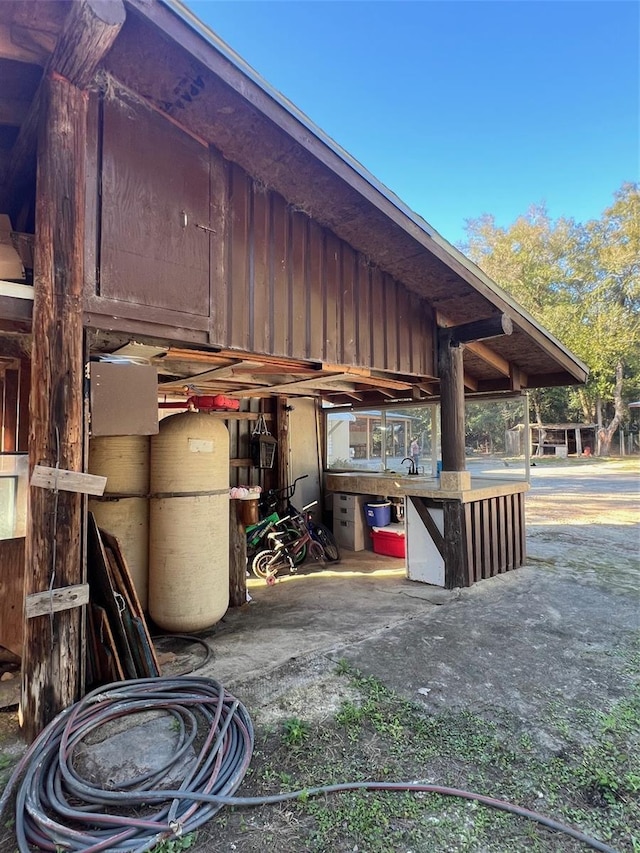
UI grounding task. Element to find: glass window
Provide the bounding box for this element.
[464,396,528,480]
[325,404,440,473]
[325,395,528,481]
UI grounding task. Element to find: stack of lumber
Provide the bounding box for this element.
[87,513,159,686]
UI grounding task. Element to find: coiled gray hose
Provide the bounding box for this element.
[0,676,619,853]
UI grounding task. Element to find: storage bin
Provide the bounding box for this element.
[371,527,406,558]
[365,501,391,527]
[333,518,371,551]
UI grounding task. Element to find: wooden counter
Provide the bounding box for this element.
[325,473,528,503]
[325,473,529,589]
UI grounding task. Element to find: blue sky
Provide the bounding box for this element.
[185,0,638,246]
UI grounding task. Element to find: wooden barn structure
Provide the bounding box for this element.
[0,0,588,739]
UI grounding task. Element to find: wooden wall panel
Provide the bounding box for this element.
[383,274,398,372]
[323,231,340,364]
[341,244,357,365]
[396,283,411,373]
[271,193,289,357]
[252,188,270,355]
[2,369,18,452]
[100,97,210,316]
[307,220,325,359]
[209,147,229,346]
[290,212,307,358]
[228,163,251,351]
[94,105,436,376]
[17,359,30,452]
[356,258,371,366]
[370,267,386,368]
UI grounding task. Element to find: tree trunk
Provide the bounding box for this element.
[597,361,625,458]
[578,388,593,423]
[530,391,545,456]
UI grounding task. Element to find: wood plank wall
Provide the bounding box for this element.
[463,491,527,585]
[96,98,435,375]
[221,162,434,373]
[0,359,30,452]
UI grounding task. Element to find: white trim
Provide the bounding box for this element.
[0,281,34,300]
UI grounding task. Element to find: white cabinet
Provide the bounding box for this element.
[406,498,445,586]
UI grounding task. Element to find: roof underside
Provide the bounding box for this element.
[0,0,588,405]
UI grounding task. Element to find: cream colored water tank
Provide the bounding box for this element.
[89,435,150,609]
[149,412,229,632]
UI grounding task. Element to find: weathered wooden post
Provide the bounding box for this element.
[21,0,125,741]
[437,314,513,589]
[438,313,513,483]
[229,501,248,607]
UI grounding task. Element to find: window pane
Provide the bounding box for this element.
[465,397,527,479]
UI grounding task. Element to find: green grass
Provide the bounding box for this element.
[209,659,640,852]
[150,832,198,852]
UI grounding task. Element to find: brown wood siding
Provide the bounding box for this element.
[222,171,434,371]
[90,98,434,374]
[99,96,210,318]
[460,492,526,586]
[0,360,29,453]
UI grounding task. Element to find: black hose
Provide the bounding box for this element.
[0,676,620,853]
[151,634,213,674]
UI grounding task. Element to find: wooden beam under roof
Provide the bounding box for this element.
[465,340,511,377]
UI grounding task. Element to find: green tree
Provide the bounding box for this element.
[462,183,640,456]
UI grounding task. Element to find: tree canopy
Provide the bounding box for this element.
[461,182,640,453]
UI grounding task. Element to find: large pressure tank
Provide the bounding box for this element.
[149,413,229,632]
[89,436,150,610]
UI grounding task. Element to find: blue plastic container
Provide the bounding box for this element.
[365,501,391,527]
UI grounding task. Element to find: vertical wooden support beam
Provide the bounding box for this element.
[229,501,247,607]
[21,75,88,742]
[438,329,466,472]
[3,369,19,452]
[18,360,31,452]
[276,397,290,492]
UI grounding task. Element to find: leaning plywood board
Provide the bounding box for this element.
[101,529,160,676]
[87,513,137,680]
[0,537,25,658]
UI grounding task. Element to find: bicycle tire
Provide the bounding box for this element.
[252,549,285,580]
[312,523,340,562]
[307,540,326,565]
[283,526,307,566]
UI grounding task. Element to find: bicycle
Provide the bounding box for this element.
[260,474,340,563]
[246,511,307,566]
[251,501,326,583]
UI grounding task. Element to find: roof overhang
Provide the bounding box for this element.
[0,0,589,395]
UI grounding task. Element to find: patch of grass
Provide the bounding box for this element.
[150,832,197,852]
[205,661,640,852]
[281,717,310,749]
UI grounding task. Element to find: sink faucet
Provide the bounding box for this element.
[401,456,418,475]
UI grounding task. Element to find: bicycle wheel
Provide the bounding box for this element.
[307,540,326,565]
[252,549,283,580]
[282,526,307,566]
[312,523,340,562]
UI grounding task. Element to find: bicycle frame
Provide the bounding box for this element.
[252,501,324,582]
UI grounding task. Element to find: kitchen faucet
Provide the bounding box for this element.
[401,456,418,475]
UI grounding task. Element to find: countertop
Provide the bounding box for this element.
[325,472,529,503]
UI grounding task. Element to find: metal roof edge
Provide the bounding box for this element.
[160,0,588,383]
